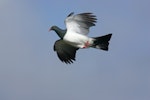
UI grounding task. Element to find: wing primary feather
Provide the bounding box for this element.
[67,12,74,17]
[65,12,97,35]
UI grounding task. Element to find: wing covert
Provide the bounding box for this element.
[54,40,79,64]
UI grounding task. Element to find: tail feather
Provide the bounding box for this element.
[92,34,112,51]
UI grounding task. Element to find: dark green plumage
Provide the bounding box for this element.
[54,40,78,64]
[50,26,66,39]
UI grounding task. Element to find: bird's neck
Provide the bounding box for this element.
[54,26,66,39]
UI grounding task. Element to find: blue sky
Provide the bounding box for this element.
[0,0,150,100]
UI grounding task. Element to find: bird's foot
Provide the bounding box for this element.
[83,41,90,48]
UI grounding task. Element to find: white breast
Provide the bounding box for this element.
[63,30,93,48]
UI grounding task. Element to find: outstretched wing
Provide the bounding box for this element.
[65,12,97,35]
[54,39,79,64]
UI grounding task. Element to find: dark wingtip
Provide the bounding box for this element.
[67,12,74,17]
[60,57,75,64]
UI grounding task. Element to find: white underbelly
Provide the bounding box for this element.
[63,32,93,48]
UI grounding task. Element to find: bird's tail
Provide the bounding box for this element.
[92,34,112,51]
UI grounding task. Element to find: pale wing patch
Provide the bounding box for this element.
[65,12,97,35]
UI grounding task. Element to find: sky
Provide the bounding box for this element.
[0,0,150,100]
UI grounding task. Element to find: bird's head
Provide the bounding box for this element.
[48,25,66,39]
[49,25,57,32]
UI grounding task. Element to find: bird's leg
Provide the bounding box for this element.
[83,41,90,48]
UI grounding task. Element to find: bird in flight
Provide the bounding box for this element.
[49,12,112,64]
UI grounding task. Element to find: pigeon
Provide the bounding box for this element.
[49,12,112,64]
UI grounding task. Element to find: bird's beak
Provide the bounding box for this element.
[48,27,52,32]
